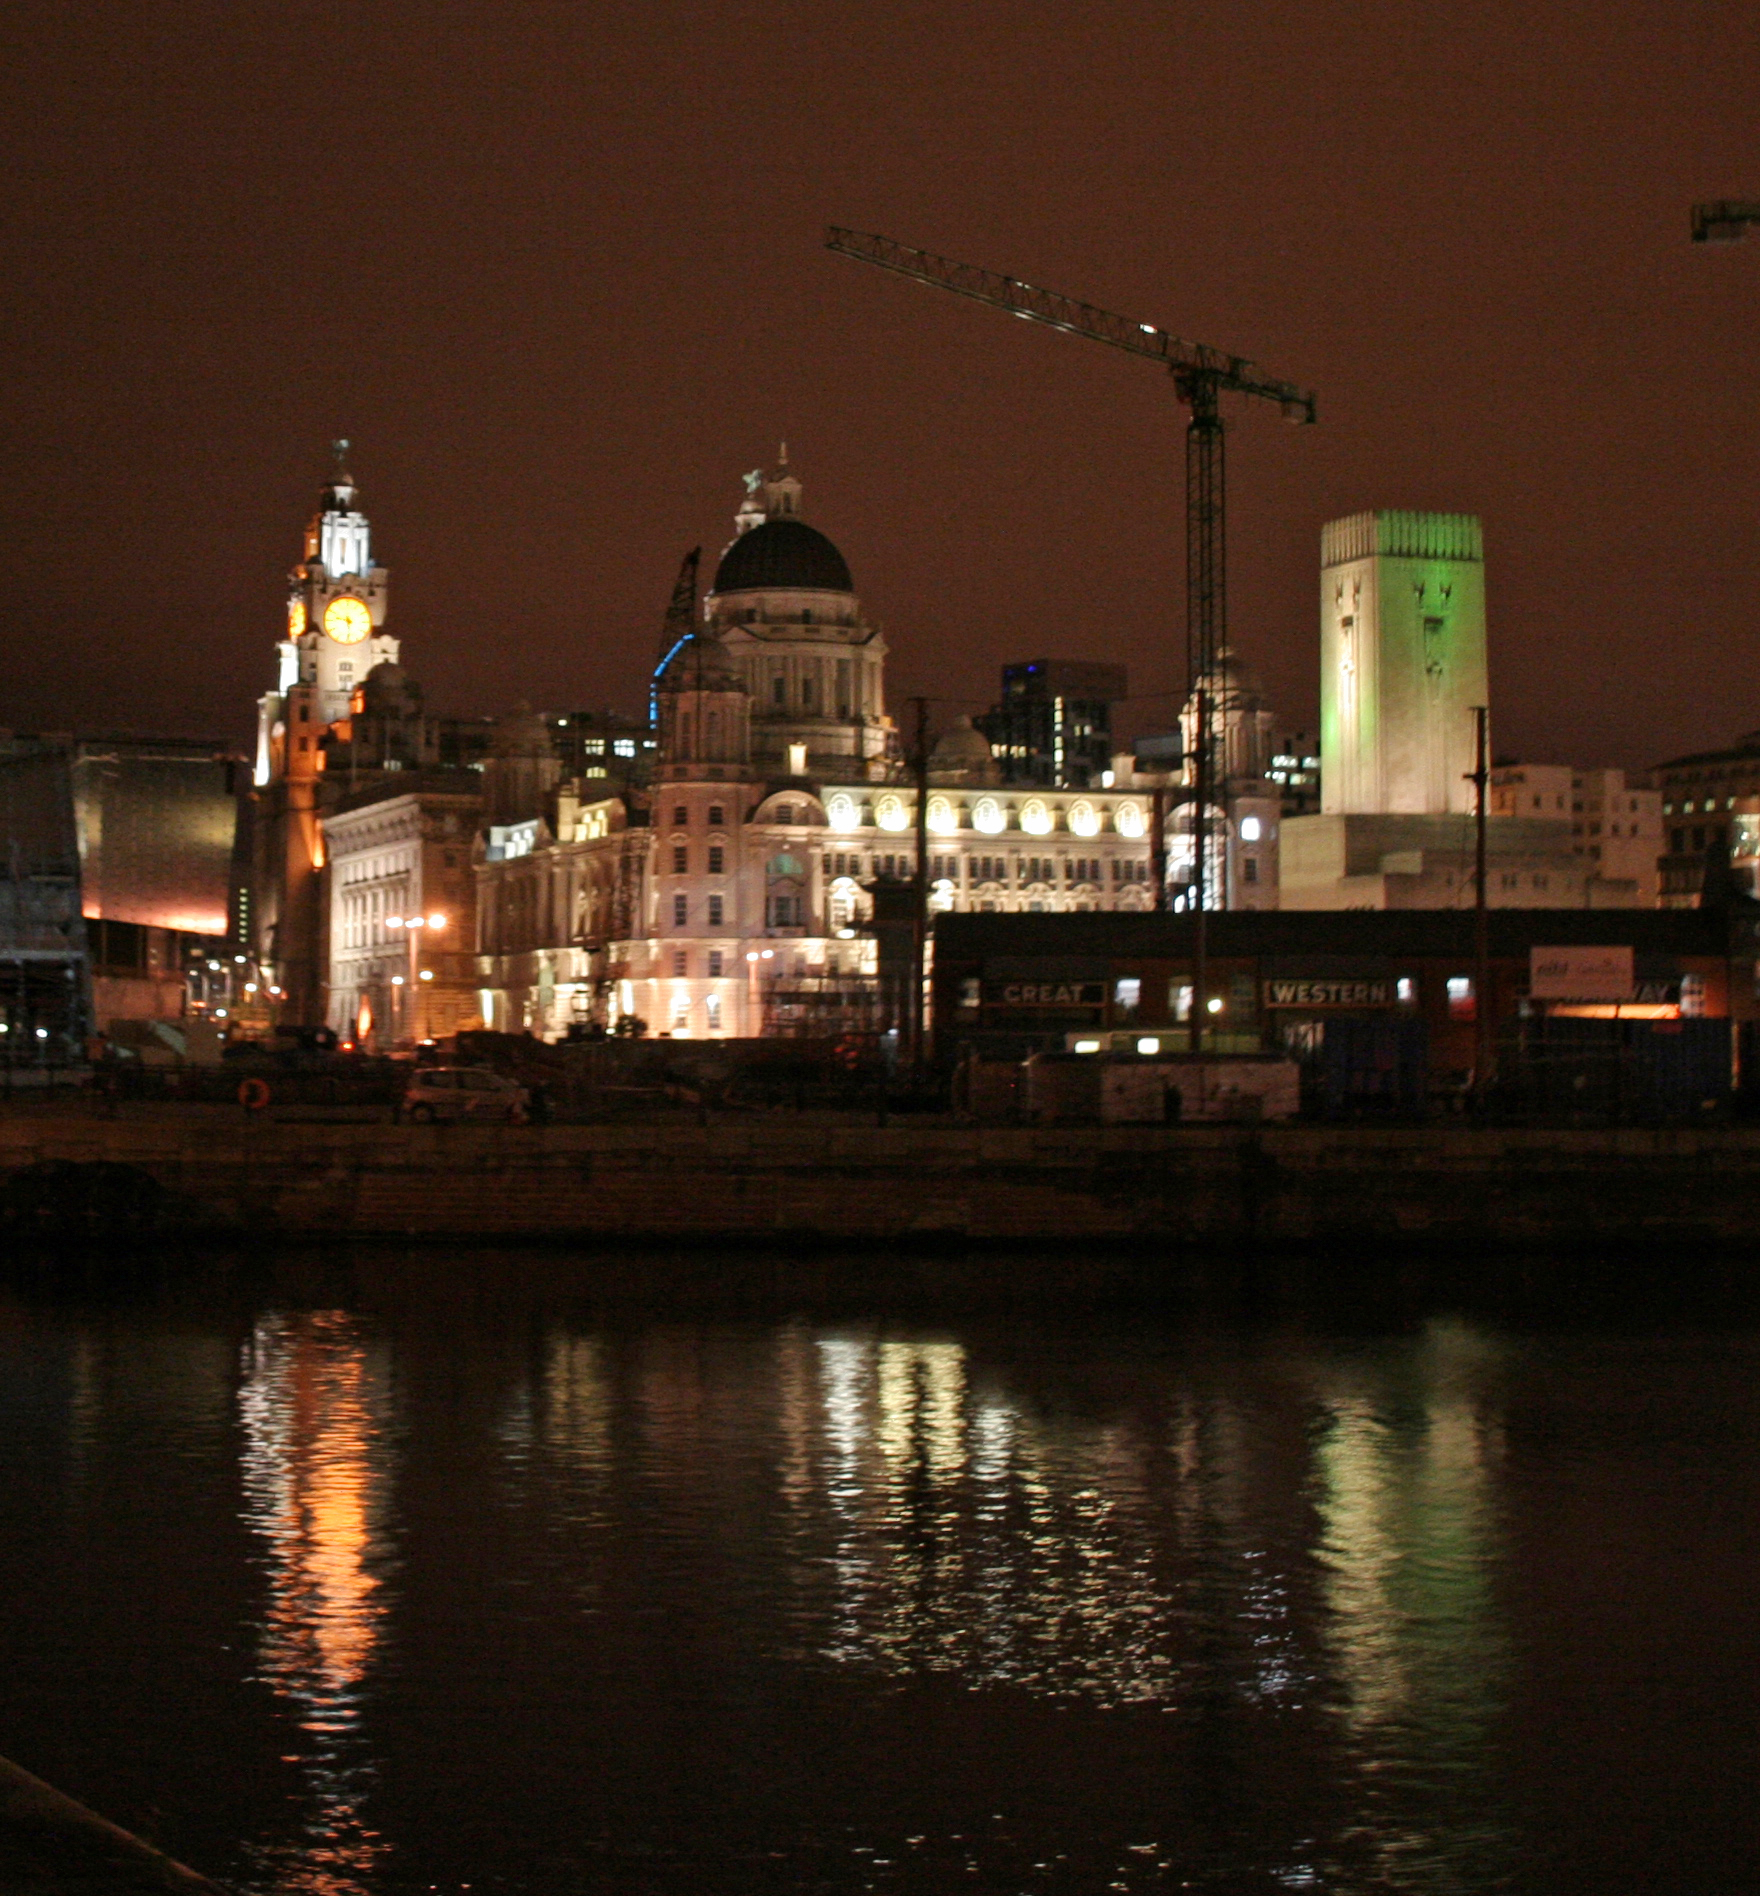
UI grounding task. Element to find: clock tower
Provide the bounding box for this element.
[256,441,398,784]
[251,443,401,1022]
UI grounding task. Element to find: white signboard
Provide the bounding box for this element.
[1529,945,1634,1002]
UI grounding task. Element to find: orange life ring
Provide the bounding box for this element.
[237,1077,272,1111]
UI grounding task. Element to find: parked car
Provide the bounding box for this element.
[400,1065,530,1124]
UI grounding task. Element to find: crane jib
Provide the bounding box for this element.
[825,222,1316,927]
[824,226,1315,422]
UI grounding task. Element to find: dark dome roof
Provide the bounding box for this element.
[713,518,853,594]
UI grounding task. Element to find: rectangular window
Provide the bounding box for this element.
[673,845,688,873]
[708,894,724,927]
[708,845,724,874]
[1170,981,1193,1021]
[706,994,721,1030]
[1447,976,1475,1020]
[1113,977,1141,1021]
[672,893,687,926]
[673,949,687,976]
[708,949,723,977]
[1243,857,1259,885]
[708,805,725,826]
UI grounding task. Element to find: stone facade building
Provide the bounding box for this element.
[473,464,1161,1039]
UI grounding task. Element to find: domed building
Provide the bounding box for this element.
[704,458,892,781]
[929,717,1001,788]
[474,459,1164,1044]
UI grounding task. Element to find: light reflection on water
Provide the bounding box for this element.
[237,1311,396,1896]
[1309,1323,1515,1890]
[15,1290,1745,1892]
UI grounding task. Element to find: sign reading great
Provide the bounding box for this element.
[1261,977,1393,1009]
[987,980,1107,1008]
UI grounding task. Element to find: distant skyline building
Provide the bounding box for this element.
[1492,764,1662,908]
[1653,733,1760,907]
[978,660,1127,789]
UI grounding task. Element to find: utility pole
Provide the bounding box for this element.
[1471,705,1493,1104]
[825,228,1313,930]
[910,695,930,1076]
[1192,685,1209,1057]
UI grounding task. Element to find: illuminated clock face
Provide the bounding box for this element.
[323,596,373,644]
[287,597,307,639]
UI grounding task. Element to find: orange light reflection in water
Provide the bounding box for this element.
[238,1311,395,1896]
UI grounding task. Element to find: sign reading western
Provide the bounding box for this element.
[1261,978,1393,1008]
[1529,945,1634,1002]
[987,981,1107,1008]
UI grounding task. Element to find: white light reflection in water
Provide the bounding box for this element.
[238,1311,396,1896]
[496,1333,615,1609]
[1311,1319,1515,1892]
[808,1334,1225,1706]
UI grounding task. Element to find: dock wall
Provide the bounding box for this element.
[5,1118,1760,1246]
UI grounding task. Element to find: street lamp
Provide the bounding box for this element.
[386,912,447,1042]
[1692,201,1760,243]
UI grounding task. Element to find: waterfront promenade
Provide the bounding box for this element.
[5,1105,1760,1248]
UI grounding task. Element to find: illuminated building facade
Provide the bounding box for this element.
[250,448,497,1034]
[1269,728,1321,817]
[474,464,1160,1039]
[250,446,399,1021]
[1283,512,1638,909]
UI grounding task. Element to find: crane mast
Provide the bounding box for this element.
[825,227,1314,926]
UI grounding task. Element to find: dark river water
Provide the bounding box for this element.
[1,1252,1756,1895]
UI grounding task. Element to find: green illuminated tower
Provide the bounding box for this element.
[1320,512,1487,816]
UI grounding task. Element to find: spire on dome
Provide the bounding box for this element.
[324,437,358,510]
[731,451,805,538]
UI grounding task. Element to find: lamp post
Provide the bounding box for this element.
[386,911,447,1043]
[744,947,775,1036]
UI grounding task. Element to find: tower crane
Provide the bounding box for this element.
[825,227,1315,918]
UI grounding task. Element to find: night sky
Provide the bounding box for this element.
[3,1,1756,770]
